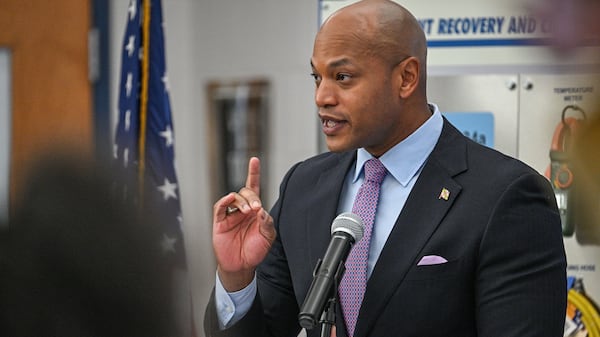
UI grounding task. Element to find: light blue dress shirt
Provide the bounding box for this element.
[215,105,443,329]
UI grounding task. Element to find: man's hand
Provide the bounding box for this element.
[212,157,275,292]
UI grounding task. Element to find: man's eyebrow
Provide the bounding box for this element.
[328,58,351,69]
[310,58,352,71]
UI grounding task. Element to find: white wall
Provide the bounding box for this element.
[109,1,319,334]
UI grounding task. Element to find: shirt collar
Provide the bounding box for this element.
[354,104,443,186]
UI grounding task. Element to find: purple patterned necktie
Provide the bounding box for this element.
[339,158,388,337]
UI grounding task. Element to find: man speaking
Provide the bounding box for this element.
[204,1,567,336]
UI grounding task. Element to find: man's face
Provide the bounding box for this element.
[310,28,405,157]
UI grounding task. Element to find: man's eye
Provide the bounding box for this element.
[336,73,351,81]
[310,73,321,82]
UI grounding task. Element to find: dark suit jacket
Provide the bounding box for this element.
[205,120,567,337]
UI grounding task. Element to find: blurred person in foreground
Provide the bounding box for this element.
[205,1,567,336]
[571,116,600,243]
[534,0,600,243]
[532,0,600,54]
[0,155,175,337]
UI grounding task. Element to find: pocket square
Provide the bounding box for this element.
[417,255,448,266]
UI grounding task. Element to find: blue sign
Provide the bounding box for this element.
[443,112,494,148]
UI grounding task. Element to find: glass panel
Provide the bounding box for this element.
[0,48,11,225]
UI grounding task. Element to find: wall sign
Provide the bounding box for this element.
[443,112,495,148]
[319,0,600,68]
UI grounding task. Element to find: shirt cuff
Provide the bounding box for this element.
[214,271,257,329]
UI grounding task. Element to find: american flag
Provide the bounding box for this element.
[114,0,193,334]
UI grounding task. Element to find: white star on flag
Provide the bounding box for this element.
[162,73,170,92]
[125,35,135,57]
[128,0,137,21]
[157,177,178,201]
[125,110,131,131]
[161,234,177,254]
[126,73,133,97]
[123,148,129,168]
[160,125,173,147]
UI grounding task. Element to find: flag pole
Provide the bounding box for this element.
[138,0,151,203]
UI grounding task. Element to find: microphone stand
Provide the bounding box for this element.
[319,284,337,337]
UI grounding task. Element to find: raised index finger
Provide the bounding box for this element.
[245,157,261,195]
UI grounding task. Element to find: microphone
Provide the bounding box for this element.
[298,212,364,330]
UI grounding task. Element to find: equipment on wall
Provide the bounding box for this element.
[566,277,600,337]
[545,105,586,236]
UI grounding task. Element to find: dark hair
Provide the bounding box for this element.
[0,156,175,336]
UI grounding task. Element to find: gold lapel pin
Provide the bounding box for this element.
[439,188,450,201]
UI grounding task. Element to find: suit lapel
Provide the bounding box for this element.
[306,152,357,272]
[354,121,468,337]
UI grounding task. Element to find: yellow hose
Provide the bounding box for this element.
[568,289,600,337]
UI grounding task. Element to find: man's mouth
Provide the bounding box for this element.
[323,119,338,128]
[321,117,346,135]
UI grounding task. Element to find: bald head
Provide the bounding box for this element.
[318,0,427,70]
[312,0,431,151]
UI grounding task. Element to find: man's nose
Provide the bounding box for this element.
[315,80,338,108]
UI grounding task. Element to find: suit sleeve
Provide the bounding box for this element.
[476,172,567,337]
[204,288,267,337]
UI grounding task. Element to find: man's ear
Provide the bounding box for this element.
[394,57,420,99]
